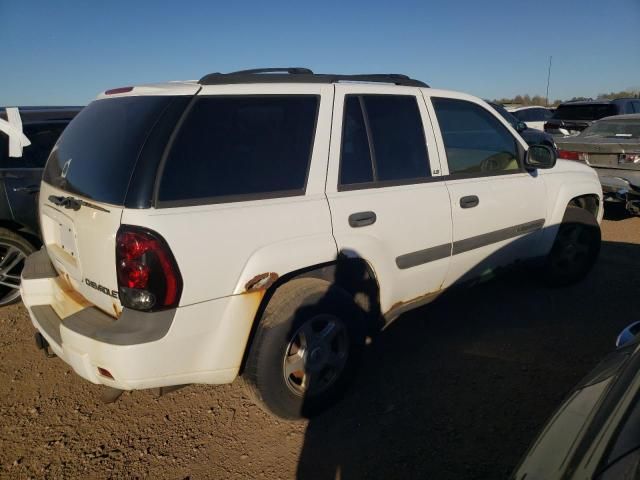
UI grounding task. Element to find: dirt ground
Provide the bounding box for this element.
[1,205,639,479]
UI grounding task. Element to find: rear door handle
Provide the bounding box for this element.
[13,185,40,194]
[460,195,479,209]
[349,211,377,228]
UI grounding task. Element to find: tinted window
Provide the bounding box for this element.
[512,110,527,121]
[340,97,374,185]
[633,102,640,113]
[624,102,635,114]
[1,123,67,169]
[43,96,175,205]
[432,98,520,175]
[159,96,318,205]
[552,104,618,121]
[339,95,430,188]
[529,108,548,121]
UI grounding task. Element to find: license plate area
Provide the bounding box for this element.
[59,222,78,258]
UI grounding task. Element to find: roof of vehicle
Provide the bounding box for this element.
[599,113,640,121]
[559,98,638,107]
[508,105,549,111]
[97,68,429,98]
[198,67,429,87]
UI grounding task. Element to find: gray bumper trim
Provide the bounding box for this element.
[31,305,62,345]
[22,249,57,280]
[30,304,176,347]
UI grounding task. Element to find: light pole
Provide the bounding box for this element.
[546,56,552,106]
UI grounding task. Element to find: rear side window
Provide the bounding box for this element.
[158,96,319,206]
[339,95,430,189]
[432,98,520,176]
[1,123,67,169]
[44,96,175,205]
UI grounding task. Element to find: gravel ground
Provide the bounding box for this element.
[1,206,639,479]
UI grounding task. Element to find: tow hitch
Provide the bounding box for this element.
[34,332,55,358]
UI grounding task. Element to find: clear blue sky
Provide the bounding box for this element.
[2,0,639,106]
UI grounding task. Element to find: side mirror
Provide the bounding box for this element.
[516,121,527,133]
[616,321,640,348]
[525,144,557,170]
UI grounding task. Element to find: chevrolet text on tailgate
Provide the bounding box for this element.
[21,68,604,419]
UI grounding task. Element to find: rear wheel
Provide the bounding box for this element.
[244,278,365,420]
[543,206,601,286]
[0,228,36,306]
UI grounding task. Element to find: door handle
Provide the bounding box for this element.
[349,211,377,228]
[13,185,40,194]
[460,195,479,209]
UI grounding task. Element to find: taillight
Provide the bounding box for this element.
[116,226,182,311]
[558,150,589,162]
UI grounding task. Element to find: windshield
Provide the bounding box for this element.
[43,96,177,205]
[553,104,617,121]
[581,120,640,139]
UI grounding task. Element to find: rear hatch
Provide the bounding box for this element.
[39,91,194,316]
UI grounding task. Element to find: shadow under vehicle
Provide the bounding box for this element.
[0,106,81,305]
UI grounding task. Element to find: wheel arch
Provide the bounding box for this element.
[237,256,382,375]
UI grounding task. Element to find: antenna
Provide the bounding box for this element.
[545,56,553,107]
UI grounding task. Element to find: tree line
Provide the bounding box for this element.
[494,89,640,107]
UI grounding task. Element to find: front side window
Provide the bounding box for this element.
[432,98,520,175]
[158,95,319,205]
[339,95,430,189]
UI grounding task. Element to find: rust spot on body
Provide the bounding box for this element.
[245,272,278,292]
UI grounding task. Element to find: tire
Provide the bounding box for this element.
[543,206,601,286]
[0,228,36,306]
[244,278,366,420]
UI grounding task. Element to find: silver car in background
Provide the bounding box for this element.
[556,114,640,215]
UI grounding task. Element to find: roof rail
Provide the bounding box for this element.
[198,68,428,87]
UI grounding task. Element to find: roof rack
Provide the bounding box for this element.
[198,68,428,87]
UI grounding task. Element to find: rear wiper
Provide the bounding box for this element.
[48,195,110,213]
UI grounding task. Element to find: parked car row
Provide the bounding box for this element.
[545,98,640,136]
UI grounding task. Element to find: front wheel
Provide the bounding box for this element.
[543,207,601,286]
[244,278,365,420]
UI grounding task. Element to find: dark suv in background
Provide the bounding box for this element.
[0,106,81,305]
[545,98,640,136]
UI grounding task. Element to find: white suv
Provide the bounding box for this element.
[21,68,603,419]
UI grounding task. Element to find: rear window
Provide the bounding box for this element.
[158,95,319,206]
[552,104,618,121]
[43,96,174,205]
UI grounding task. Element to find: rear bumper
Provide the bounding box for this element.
[21,250,258,390]
[595,168,640,201]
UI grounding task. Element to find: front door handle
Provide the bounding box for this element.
[349,211,377,228]
[460,195,479,209]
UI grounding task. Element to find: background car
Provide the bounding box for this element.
[0,106,81,306]
[488,102,557,150]
[506,105,553,131]
[545,98,640,136]
[555,114,640,215]
[512,322,640,480]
